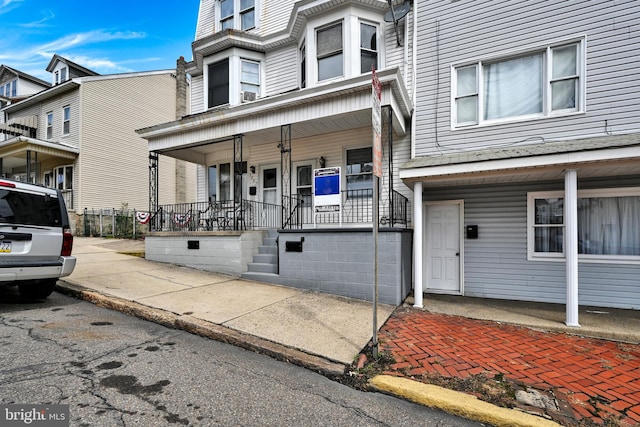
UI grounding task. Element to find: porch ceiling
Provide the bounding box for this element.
[138,68,412,163]
[0,136,79,170]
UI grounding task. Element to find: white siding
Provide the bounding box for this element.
[414,0,640,156]
[265,46,298,96]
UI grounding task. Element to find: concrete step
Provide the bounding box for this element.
[246,262,278,274]
[241,271,281,284]
[258,245,277,255]
[252,253,277,264]
[266,229,279,238]
[263,237,277,247]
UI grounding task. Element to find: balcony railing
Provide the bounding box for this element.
[155,190,408,232]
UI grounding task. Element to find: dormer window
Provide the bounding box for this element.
[240,59,259,95]
[205,50,263,109]
[60,67,67,82]
[218,0,256,31]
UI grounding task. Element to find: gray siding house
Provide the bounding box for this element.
[401,0,640,324]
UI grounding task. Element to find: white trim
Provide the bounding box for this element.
[527,186,640,264]
[399,146,640,180]
[423,199,464,295]
[451,37,586,129]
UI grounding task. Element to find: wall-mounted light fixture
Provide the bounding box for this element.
[250,165,256,174]
[319,156,326,168]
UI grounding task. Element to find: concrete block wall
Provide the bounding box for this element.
[277,229,413,305]
[145,231,264,276]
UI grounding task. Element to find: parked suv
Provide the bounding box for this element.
[0,179,75,299]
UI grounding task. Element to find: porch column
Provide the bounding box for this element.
[413,181,423,308]
[565,169,580,327]
[149,153,159,229]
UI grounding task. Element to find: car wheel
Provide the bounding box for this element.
[18,279,57,300]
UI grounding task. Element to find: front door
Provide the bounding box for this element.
[424,202,462,294]
[260,165,280,227]
[293,162,314,225]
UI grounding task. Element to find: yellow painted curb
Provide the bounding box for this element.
[369,375,561,427]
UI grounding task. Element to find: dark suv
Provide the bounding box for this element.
[0,179,76,299]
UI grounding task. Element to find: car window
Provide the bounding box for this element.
[0,189,62,227]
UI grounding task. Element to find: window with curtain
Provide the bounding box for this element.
[454,41,582,127]
[317,22,343,81]
[528,189,640,261]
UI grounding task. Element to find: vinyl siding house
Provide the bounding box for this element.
[401,0,640,324]
[0,65,50,108]
[0,55,195,230]
[137,0,415,305]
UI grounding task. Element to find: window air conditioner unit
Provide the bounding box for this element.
[241,91,257,103]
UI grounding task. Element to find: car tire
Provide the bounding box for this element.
[18,279,57,300]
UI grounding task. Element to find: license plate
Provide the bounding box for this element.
[0,241,11,253]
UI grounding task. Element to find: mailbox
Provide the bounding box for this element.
[466,225,478,239]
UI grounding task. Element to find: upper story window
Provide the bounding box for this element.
[63,106,71,135]
[360,22,378,73]
[60,67,67,82]
[218,0,255,31]
[240,59,260,96]
[317,22,343,81]
[453,40,584,128]
[11,80,16,97]
[46,112,53,139]
[527,188,640,263]
[300,42,306,89]
[208,58,230,108]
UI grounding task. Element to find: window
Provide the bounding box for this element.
[300,42,306,89]
[240,59,259,95]
[60,67,67,82]
[528,188,640,262]
[454,41,582,127]
[218,0,255,31]
[54,71,59,85]
[208,166,217,201]
[55,165,73,191]
[296,164,313,205]
[63,106,70,135]
[10,80,16,97]
[46,112,53,139]
[346,147,373,195]
[218,161,247,201]
[208,58,230,108]
[360,23,377,73]
[317,22,343,81]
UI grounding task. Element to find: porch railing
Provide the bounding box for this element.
[155,190,408,232]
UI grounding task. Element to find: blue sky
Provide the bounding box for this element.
[0,0,199,81]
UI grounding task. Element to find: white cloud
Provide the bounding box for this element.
[0,0,24,14]
[20,9,55,28]
[34,30,146,57]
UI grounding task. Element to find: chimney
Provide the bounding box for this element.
[176,56,188,119]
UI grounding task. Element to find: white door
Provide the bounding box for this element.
[293,162,314,225]
[260,165,280,227]
[424,202,462,294]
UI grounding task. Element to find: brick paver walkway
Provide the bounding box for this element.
[378,308,640,426]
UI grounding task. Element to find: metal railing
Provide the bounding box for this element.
[155,190,408,232]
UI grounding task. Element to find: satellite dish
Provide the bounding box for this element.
[384,1,412,23]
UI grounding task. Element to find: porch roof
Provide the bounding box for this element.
[0,136,79,170]
[136,68,412,163]
[399,134,640,186]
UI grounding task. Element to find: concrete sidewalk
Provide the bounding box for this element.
[59,237,394,374]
